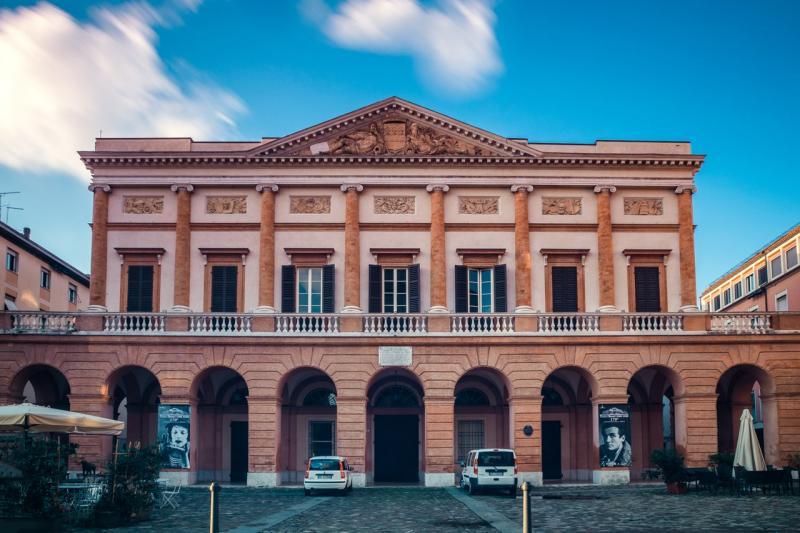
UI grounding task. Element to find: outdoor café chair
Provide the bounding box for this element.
[160,479,181,509]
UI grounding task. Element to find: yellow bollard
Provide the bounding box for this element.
[521,481,530,533]
[209,482,221,533]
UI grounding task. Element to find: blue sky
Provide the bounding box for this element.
[1,0,799,296]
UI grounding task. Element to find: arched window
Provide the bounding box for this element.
[373,385,418,408]
[303,388,337,407]
[541,387,564,406]
[455,388,490,406]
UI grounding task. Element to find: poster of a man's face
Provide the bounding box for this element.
[158,405,190,469]
[598,405,632,467]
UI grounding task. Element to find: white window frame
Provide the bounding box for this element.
[769,254,782,279]
[775,290,788,312]
[296,267,324,314]
[786,246,798,271]
[382,267,409,313]
[68,284,78,304]
[733,280,742,300]
[745,273,755,294]
[6,249,18,273]
[40,268,51,290]
[467,267,494,313]
[723,288,731,306]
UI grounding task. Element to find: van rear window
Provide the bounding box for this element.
[477,451,515,467]
[310,459,340,471]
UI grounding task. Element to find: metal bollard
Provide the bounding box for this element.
[209,482,221,533]
[521,481,531,533]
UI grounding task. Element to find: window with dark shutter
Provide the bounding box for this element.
[211,265,238,313]
[551,266,578,312]
[368,264,382,313]
[408,264,420,313]
[322,264,335,313]
[281,265,296,312]
[454,265,467,313]
[634,267,661,312]
[493,264,507,312]
[126,265,153,312]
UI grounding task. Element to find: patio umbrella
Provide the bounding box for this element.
[733,409,766,471]
[0,403,124,435]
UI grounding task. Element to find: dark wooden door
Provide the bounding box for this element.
[230,421,248,484]
[542,421,562,480]
[374,415,419,483]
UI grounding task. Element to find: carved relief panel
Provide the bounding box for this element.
[542,197,582,215]
[290,195,331,214]
[374,195,416,214]
[206,196,247,214]
[458,196,499,215]
[624,198,663,215]
[123,196,164,214]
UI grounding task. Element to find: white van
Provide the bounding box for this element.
[304,456,353,495]
[460,448,517,497]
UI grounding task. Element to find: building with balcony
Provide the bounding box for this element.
[1,98,799,488]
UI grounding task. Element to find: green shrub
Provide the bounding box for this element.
[708,452,734,469]
[92,444,163,525]
[650,448,686,484]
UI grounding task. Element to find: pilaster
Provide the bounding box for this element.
[171,184,194,311]
[510,393,542,486]
[88,184,111,310]
[255,184,279,313]
[336,395,367,487]
[673,392,717,468]
[341,184,364,313]
[427,184,449,312]
[424,395,455,486]
[594,185,618,312]
[676,186,698,311]
[247,395,280,487]
[511,184,534,312]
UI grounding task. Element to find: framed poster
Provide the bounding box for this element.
[158,404,191,469]
[598,404,632,467]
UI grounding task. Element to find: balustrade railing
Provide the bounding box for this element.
[275,314,339,334]
[711,313,771,334]
[623,313,684,333]
[450,313,515,334]
[104,313,166,333]
[363,314,427,334]
[8,312,77,333]
[189,314,252,334]
[538,313,600,334]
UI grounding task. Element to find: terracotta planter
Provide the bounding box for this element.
[666,482,688,494]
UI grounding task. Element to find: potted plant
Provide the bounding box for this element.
[650,449,687,494]
[709,452,734,473]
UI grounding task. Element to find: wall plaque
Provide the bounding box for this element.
[374,195,415,214]
[624,197,663,216]
[123,196,164,214]
[542,197,582,215]
[458,196,499,215]
[206,196,247,214]
[379,346,412,366]
[290,195,331,214]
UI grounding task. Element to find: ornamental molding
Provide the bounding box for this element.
[624,197,664,216]
[123,195,163,214]
[206,195,247,214]
[374,195,416,215]
[459,196,499,215]
[542,197,582,215]
[290,195,331,214]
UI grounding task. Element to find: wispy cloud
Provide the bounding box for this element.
[304,0,502,96]
[0,1,244,181]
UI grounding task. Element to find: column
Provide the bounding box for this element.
[426,184,449,312]
[171,184,193,311]
[592,395,630,485]
[424,396,455,486]
[511,185,534,312]
[673,393,717,468]
[341,184,364,312]
[336,396,367,487]
[68,393,113,472]
[676,186,698,311]
[594,185,618,311]
[247,395,280,486]
[255,184,279,312]
[510,393,542,486]
[88,184,111,310]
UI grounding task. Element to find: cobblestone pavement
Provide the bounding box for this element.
[476,483,800,532]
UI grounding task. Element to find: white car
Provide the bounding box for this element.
[460,448,517,497]
[304,456,353,495]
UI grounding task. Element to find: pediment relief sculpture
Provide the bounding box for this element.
[207,196,247,214]
[123,196,164,214]
[542,197,582,215]
[624,197,663,215]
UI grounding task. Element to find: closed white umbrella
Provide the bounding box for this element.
[733,409,766,471]
[0,403,124,435]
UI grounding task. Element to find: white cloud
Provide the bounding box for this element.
[0,2,244,181]
[305,0,502,96]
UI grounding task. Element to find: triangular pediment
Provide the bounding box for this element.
[249,97,540,159]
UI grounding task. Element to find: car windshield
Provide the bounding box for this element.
[477,452,514,467]
[310,459,340,471]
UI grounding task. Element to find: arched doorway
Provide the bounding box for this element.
[716,364,777,464]
[106,366,161,448]
[453,368,510,468]
[627,366,682,479]
[11,364,70,410]
[541,366,596,482]
[192,367,249,484]
[278,367,337,485]
[367,369,424,484]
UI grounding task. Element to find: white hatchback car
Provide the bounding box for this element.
[304,456,353,495]
[460,448,517,497]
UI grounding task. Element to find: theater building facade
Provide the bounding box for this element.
[2,98,799,487]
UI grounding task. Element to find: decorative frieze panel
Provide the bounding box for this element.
[206,196,247,214]
[290,195,331,214]
[542,197,582,215]
[123,196,164,214]
[458,196,499,215]
[374,195,415,215]
[624,197,663,215]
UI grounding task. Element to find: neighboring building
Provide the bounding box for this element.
[1,98,799,488]
[701,223,800,313]
[2,221,89,312]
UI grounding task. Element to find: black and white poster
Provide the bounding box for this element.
[598,404,632,467]
[158,404,191,469]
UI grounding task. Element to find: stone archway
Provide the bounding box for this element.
[106,365,161,448]
[453,367,510,467]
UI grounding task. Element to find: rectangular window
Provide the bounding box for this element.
[308,421,335,458]
[723,288,731,306]
[210,265,238,313]
[68,284,78,304]
[127,265,154,312]
[786,247,798,270]
[776,293,788,312]
[713,295,721,311]
[745,274,755,293]
[382,267,408,313]
[467,268,493,313]
[634,266,661,312]
[770,256,782,278]
[40,268,51,290]
[733,281,742,300]
[551,266,579,312]
[457,420,485,463]
[757,266,768,286]
[297,267,323,313]
[6,250,18,273]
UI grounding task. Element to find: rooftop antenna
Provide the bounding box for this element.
[0,191,20,209]
[4,206,23,224]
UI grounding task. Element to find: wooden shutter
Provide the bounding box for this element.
[281,265,295,313]
[126,265,153,312]
[408,264,420,313]
[454,265,467,313]
[211,265,238,312]
[551,266,578,312]
[322,264,335,313]
[493,264,507,312]
[368,265,382,313]
[634,267,661,312]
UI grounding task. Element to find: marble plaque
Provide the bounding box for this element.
[379,346,412,366]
